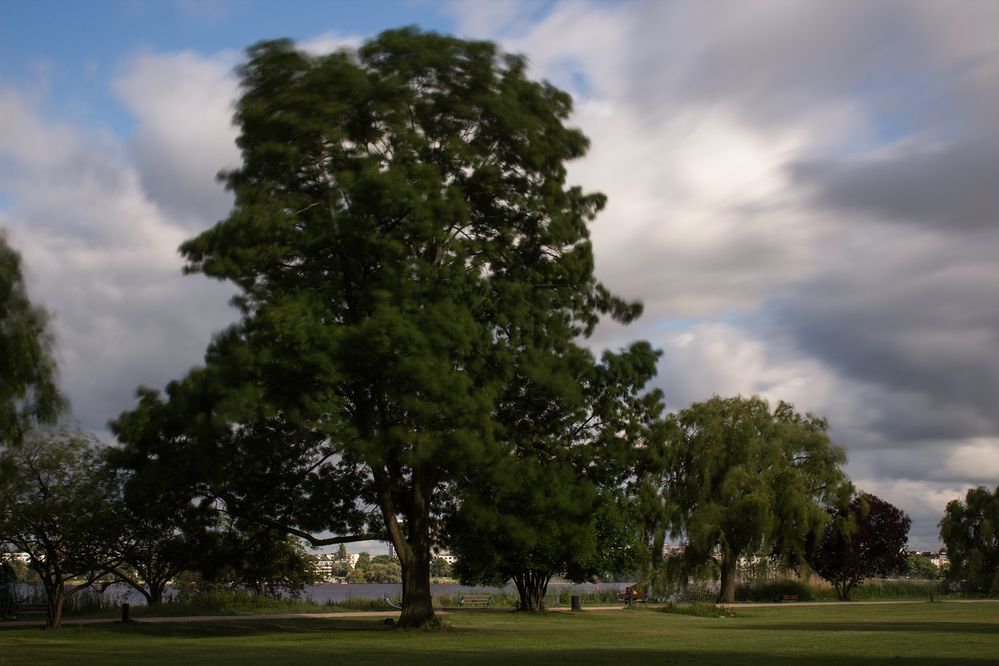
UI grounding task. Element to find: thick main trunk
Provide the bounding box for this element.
[398,547,433,627]
[148,581,166,605]
[513,569,551,612]
[380,465,435,629]
[718,548,737,604]
[45,582,65,629]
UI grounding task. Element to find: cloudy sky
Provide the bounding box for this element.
[2,0,997,550]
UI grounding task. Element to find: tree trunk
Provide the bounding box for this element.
[718,548,737,604]
[647,525,667,595]
[381,465,436,629]
[398,547,433,628]
[513,569,551,612]
[148,580,165,605]
[45,581,65,629]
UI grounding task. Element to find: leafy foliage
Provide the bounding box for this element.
[0,232,64,447]
[446,343,663,612]
[0,431,121,627]
[99,446,223,605]
[113,28,635,628]
[906,553,941,579]
[210,520,321,597]
[940,485,999,593]
[667,395,851,603]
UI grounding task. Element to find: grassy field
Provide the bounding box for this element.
[2,602,998,665]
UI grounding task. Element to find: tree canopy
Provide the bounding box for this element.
[940,485,999,594]
[0,232,64,447]
[113,28,639,628]
[806,492,910,600]
[446,342,664,611]
[0,431,121,628]
[668,395,851,603]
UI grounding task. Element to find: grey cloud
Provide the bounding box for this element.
[626,1,935,129]
[768,245,999,443]
[113,50,241,229]
[792,140,999,232]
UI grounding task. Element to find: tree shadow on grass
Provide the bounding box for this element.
[0,617,395,639]
[740,621,999,635]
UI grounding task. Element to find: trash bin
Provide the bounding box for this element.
[571,595,581,612]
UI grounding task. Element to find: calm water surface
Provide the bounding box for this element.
[17,581,633,606]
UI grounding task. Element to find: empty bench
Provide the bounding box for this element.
[459,594,492,607]
[13,603,48,618]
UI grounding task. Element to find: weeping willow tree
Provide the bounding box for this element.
[0,232,64,447]
[668,395,852,603]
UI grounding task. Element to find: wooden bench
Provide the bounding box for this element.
[459,594,491,607]
[781,595,800,602]
[618,590,647,604]
[13,602,48,618]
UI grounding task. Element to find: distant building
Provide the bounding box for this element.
[432,547,457,565]
[313,552,360,582]
[907,549,948,565]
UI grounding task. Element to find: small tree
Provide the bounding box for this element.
[446,343,663,612]
[216,520,320,597]
[0,432,121,628]
[364,555,403,583]
[906,553,940,579]
[807,493,910,600]
[940,486,999,594]
[107,478,216,605]
[430,557,452,579]
[449,458,603,611]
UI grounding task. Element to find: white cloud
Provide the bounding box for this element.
[299,31,364,56]
[112,50,241,227]
[0,83,237,434]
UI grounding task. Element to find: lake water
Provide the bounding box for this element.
[303,581,633,603]
[14,580,635,608]
[20,581,634,606]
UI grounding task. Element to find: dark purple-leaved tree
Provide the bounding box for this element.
[807,492,910,600]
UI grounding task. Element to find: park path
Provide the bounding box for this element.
[0,606,627,628]
[719,598,999,608]
[3,599,997,628]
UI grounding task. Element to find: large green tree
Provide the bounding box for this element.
[806,492,910,600]
[0,232,63,448]
[939,485,999,594]
[114,29,637,628]
[669,395,851,603]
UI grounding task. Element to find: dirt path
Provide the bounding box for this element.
[0,605,629,628]
[4,599,996,628]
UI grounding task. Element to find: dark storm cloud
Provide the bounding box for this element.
[767,241,999,444]
[792,140,999,232]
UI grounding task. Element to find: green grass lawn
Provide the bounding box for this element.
[2,603,997,665]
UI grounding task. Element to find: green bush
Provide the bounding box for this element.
[660,602,736,618]
[735,579,814,602]
[847,579,942,600]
